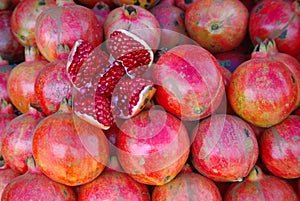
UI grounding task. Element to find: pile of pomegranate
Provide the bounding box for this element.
[0,0,300,200]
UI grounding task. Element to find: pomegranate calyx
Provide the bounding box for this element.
[25,156,41,174]
[56,44,70,60]
[24,46,42,62]
[247,165,263,182]
[57,97,73,114]
[124,5,137,17]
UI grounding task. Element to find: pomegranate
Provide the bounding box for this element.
[103,5,161,51]
[11,0,56,47]
[1,157,76,201]
[152,44,225,121]
[228,42,298,128]
[0,166,20,200]
[175,0,196,11]
[0,56,14,102]
[0,11,24,64]
[191,114,259,182]
[92,1,110,26]
[152,171,222,200]
[32,98,109,186]
[35,44,72,116]
[67,30,156,130]
[117,108,190,185]
[112,0,159,9]
[1,107,44,174]
[224,166,299,201]
[249,0,300,57]
[0,0,11,10]
[7,46,47,113]
[35,0,103,62]
[214,50,248,73]
[75,0,115,9]
[150,4,188,50]
[185,0,249,53]
[259,115,300,179]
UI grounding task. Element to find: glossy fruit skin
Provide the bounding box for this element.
[103,5,161,51]
[249,0,300,57]
[224,166,299,201]
[259,115,300,179]
[117,109,190,185]
[152,172,222,201]
[152,44,225,121]
[35,1,103,62]
[0,11,24,63]
[32,102,109,186]
[0,167,20,200]
[11,0,56,46]
[228,53,298,128]
[1,107,44,174]
[191,114,258,182]
[185,0,249,53]
[78,170,150,201]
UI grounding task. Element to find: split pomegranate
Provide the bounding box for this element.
[1,107,44,174]
[35,44,72,116]
[11,0,56,46]
[117,108,190,185]
[0,56,14,102]
[92,2,110,26]
[103,5,161,51]
[7,46,48,113]
[0,10,24,63]
[249,0,300,56]
[228,42,298,127]
[152,172,222,201]
[152,44,225,121]
[191,114,258,182]
[224,166,299,201]
[0,166,20,200]
[185,0,249,53]
[35,0,103,61]
[259,115,300,179]
[112,0,159,9]
[1,157,76,201]
[32,98,108,186]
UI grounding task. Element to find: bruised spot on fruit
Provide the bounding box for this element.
[163,175,172,183]
[184,0,193,5]
[38,0,46,5]
[244,128,250,137]
[278,29,288,39]
[291,75,295,83]
[254,4,264,14]
[292,136,299,141]
[174,20,179,26]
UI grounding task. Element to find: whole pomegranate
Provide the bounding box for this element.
[35,0,103,62]
[35,44,72,116]
[228,41,298,128]
[1,107,44,174]
[1,157,76,201]
[152,172,222,201]
[32,99,109,186]
[0,166,20,200]
[117,108,190,185]
[0,10,24,63]
[103,5,161,51]
[185,0,249,53]
[224,166,299,201]
[249,0,300,56]
[259,115,300,179]
[191,114,258,182]
[11,0,56,46]
[152,44,225,121]
[112,0,159,9]
[7,46,48,113]
[0,56,14,102]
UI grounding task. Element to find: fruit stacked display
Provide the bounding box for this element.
[0,0,299,200]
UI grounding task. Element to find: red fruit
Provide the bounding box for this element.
[92,1,110,26]
[191,114,259,182]
[11,0,56,46]
[175,0,196,11]
[75,0,115,9]
[228,42,298,127]
[152,44,225,121]
[0,166,20,200]
[0,11,24,63]
[117,108,190,185]
[152,172,222,201]
[112,0,159,9]
[7,46,48,113]
[0,56,14,102]
[1,107,44,174]
[224,166,299,201]
[35,0,103,62]
[249,0,300,57]
[35,44,72,115]
[214,50,248,73]
[32,99,109,186]
[159,0,175,6]
[1,157,76,201]
[103,5,161,51]
[259,115,300,179]
[185,0,249,53]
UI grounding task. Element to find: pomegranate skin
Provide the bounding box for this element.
[152,172,222,201]
[78,171,150,201]
[35,1,103,62]
[0,167,20,200]
[191,114,259,182]
[259,115,300,179]
[117,109,190,186]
